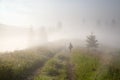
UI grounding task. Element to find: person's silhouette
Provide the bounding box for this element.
[69,42,73,52]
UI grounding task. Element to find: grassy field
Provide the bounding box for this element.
[0,47,59,80]
[34,50,68,80]
[33,48,120,80]
[70,49,120,80]
[0,46,120,80]
[71,49,100,80]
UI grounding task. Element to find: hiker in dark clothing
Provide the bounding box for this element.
[69,42,73,52]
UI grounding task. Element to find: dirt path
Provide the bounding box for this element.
[66,51,75,80]
[24,54,56,80]
[67,60,75,80]
[25,49,76,80]
[25,49,64,80]
[25,63,44,80]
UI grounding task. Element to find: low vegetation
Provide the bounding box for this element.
[0,47,57,80]
[34,51,68,80]
[0,46,120,80]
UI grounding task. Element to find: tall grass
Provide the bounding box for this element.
[0,47,56,80]
[0,47,120,80]
[34,51,68,80]
[71,49,100,80]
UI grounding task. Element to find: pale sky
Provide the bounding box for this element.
[0,0,120,27]
[0,0,120,52]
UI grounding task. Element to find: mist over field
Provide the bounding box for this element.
[0,0,120,52]
[0,0,120,80]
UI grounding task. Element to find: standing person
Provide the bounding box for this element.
[69,42,73,52]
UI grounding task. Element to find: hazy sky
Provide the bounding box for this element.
[0,0,120,51]
[0,0,120,26]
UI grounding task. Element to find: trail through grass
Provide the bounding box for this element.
[0,47,120,80]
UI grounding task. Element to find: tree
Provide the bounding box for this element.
[39,27,48,44]
[29,26,34,47]
[86,33,99,51]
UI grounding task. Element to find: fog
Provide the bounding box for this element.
[0,0,120,52]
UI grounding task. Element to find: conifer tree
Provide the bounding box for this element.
[86,33,99,51]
